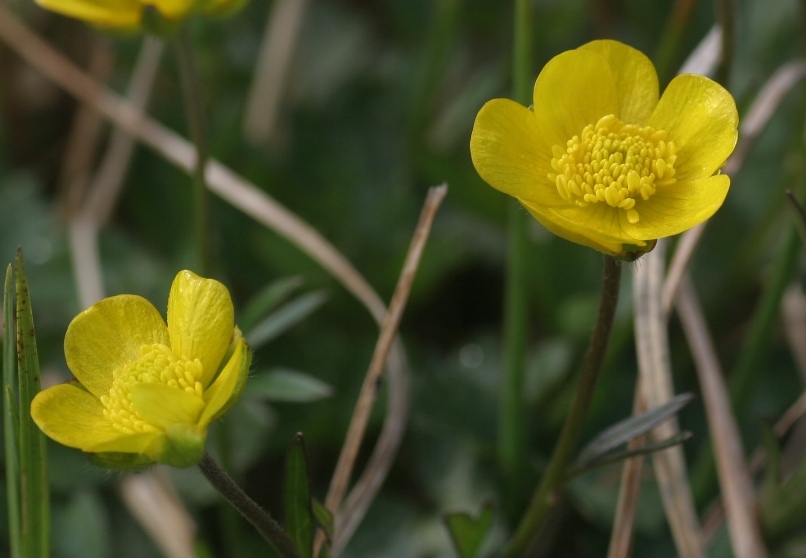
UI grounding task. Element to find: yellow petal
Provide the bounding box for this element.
[130,383,205,429]
[167,270,234,388]
[622,174,731,240]
[648,74,738,180]
[86,432,162,454]
[34,0,141,27]
[532,48,620,157]
[65,295,169,399]
[579,40,659,125]
[151,0,197,20]
[199,337,250,426]
[31,383,123,450]
[470,99,564,206]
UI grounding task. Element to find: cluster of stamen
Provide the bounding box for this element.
[101,344,204,434]
[548,114,677,224]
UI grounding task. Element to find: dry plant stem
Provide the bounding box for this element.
[243,0,307,146]
[634,242,704,558]
[323,185,447,555]
[504,255,622,558]
[676,277,768,558]
[198,453,298,558]
[607,380,647,558]
[173,28,212,276]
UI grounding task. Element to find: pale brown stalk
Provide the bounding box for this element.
[676,277,768,558]
[322,185,448,556]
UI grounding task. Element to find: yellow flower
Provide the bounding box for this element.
[31,270,250,468]
[470,40,738,257]
[34,0,245,31]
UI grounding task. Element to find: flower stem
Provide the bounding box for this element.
[173,27,212,276]
[505,255,622,557]
[198,453,299,558]
[499,0,533,513]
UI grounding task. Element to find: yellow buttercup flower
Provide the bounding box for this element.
[31,270,250,468]
[34,0,245,31]
[470,40,739,257]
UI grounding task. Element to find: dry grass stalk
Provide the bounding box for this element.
[633,241,704,558]
[676,276,768,558]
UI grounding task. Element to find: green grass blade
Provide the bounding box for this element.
[284,433,314,558]
[14,250,49,557]
[4,263,22,558]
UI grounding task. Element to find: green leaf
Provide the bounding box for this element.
[785,189,806,248]
[568,432,693,480]
[444,503,494,558]
[246,369,334,403]
[575,392,694,467]
[284,433,314,558]
[14,250,50,557]
[311,499,334,542]
[245,290,328,350]
[239,276,305,333]
[4,264,21,558]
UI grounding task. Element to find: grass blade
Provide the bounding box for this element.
[4,264,21,558]
[285,433,314,558]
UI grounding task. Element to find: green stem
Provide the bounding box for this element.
[499,0,533,512]
[198,453,299,558]
[173,27,212,276]
[505,255,623,557]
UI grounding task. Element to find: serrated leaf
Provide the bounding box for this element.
[444,503,494,558]
[239,276,305,333]
[311,499,334,541]
[575,392,694,467]
[285,433,314,558]
[246,290,328,350]
[246,369,334,403]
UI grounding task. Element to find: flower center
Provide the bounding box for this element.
[101,344,205,434]
[548,114,677,224]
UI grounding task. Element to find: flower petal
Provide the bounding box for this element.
[532,48,620,156]
[579,40,659,125]
[623,174,731,239]
[86,432,162,455]
[167,271,234,388]
[648,74,738,180]
[199,337,250,426]
[65,295,169,399]
[130,383,205,429]
[153,0,197,19]
[34,0,141,27]
[31,383,123,450]
[470,99,564,207]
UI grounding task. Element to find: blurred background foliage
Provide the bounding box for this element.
[1,0,805,556]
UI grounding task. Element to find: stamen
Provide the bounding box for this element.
[549,114,677,223]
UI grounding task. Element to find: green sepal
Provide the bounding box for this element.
[88,452,155,470]
[157,424,207,468]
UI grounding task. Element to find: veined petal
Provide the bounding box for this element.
[35,0,141,27]
[167,271,234,388]
[520,199,632,255]
[130,383,205,429]
[649,74,738,180]
[532,48,619,155]
[623,174,731,239]
[65,295,169,399]
[199,337,250,426]
[579,40,659,125]
[31,383,123,450]
[470,99,563,206]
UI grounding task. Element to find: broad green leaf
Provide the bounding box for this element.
[239,276,304,333]
[444,503,494,558]
[575,392,694,467]
[4,263,21,558]
[284,433,314,558]
[246,290,328,350]
[246,369,334,403]
[15,250,50,557]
